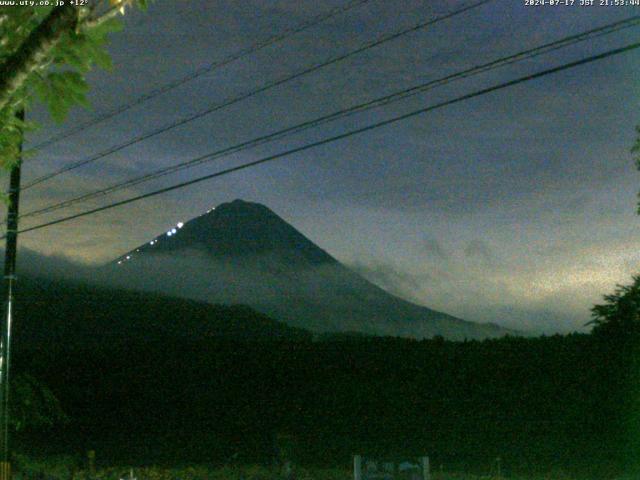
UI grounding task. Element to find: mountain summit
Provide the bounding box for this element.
[110,199,513,340]
[118,199,335,266]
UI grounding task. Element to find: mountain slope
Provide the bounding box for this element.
[13,276,311,351]
[106,199,513,340]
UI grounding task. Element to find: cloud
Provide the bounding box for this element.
[463,239,498,267]
[420,237,449,261]
[9,225,633,337]
[350,255,591,334]
[348,261,434,301]
[347,226,640,335]
[13,0,640,337]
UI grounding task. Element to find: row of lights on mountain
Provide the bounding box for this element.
[116,206,217,265]
[117,220,185,265]
[167,222,184,237]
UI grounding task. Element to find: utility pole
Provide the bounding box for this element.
[0,109,24,480]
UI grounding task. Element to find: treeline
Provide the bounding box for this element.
[12,330,640,479]
[6,275,640,478]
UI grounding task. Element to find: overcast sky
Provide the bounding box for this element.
[11,0,640,333]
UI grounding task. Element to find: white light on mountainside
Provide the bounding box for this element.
[171,228,177,234]
[177,222,184,228]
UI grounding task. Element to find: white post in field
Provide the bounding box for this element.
[354,455,363,480]
[421,456,430,480]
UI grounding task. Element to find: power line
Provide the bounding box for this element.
[26,0,374,153]
[21,0,495,190]
[20,15,640,220]
[13,40,640,237]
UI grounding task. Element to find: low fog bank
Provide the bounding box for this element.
[350,260,591,335]
[11,247,231,301]
[6,247,517,339]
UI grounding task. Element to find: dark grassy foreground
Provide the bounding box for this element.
[10,460,640,480]
[6,277,640,479]
[11,330,640,479]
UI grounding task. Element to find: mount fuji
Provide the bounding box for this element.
[107,199,513,340]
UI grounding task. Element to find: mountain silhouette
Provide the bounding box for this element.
[108,199,514,340]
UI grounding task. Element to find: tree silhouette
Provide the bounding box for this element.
[0,1,148,170]
[10,374,67,433]
[589,275,640,338]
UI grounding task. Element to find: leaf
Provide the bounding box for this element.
[87,16,123,38]
[89,42,113,70]
[0,0,136,167]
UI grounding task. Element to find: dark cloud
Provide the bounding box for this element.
[420,237,449,261]
[464,239,499,267]
[349,261,434,301]
[9,0,640,334]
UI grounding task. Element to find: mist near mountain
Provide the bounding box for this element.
[91,199,515,340]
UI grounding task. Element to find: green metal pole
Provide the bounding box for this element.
[0,109,24,479]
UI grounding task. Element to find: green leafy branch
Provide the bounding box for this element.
[0,1,149,170]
